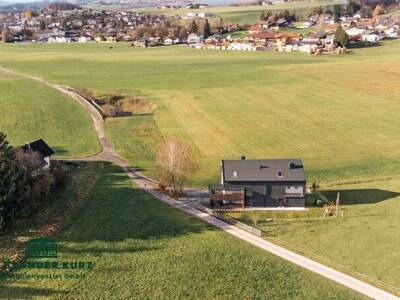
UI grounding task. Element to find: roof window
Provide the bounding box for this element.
[289,163,303,169]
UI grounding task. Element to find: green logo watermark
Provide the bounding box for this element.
[25,237,58,259]
[1,237,94,281]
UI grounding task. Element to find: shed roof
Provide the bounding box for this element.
[22,139,55,157]
[222,158,305,182]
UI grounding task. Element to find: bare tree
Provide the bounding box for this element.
[156,137,197,194]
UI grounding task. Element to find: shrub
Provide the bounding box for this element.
[322,201,339,217]
[158,181,167,190]
[76,86,95,101]
[50,162,70,190]
[28,172,55,210]
[105,91,124,105]
[102,104,117,118]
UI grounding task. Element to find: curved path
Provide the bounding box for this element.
[1,66,398,300]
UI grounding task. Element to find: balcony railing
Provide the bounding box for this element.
[209,185,245,209]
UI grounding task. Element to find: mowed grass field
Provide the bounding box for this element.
[0,162,363,299]
[1,41,400,186]
[0,71,100,157]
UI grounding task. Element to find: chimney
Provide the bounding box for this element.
[241,156,246,160]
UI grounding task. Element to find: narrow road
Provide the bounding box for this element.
[1,66,398,300]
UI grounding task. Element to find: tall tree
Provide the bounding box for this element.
[156,137,197,194]
[333,5,342,23]
[1,27,10,43]
[0,132,29,230]
[334,26,349,47]
[189,19,198,34]
[373,3,384,19]
[217,17,225,33]
[345,0,361,16]
[203,19,212,38]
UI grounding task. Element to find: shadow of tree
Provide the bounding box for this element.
[56,163,217,244]
[321,188,400,205]
[59,244,162,255]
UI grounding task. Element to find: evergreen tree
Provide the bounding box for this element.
[0,132,29,230]
[333,5,342,23]
[282,10,291,21]
[203,19,212,38]
[190,20,198,34]
[334,26,349,48]
[217,17,225,33]
[345,0,361,16]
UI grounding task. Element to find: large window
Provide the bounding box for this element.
[285,185,303,194]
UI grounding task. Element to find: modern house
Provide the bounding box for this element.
[22,139,55,169]
[209,157,306,209]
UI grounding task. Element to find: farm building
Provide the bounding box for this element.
[209,157,306,209]
[21,139,55,169]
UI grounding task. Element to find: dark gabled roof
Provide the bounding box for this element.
[222,158,305,182]
[22,139,55,157]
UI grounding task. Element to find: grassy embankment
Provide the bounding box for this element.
[0,71,100,158]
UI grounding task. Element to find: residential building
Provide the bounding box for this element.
[209,157,306,209]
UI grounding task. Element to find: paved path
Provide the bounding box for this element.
[2,66,398,300]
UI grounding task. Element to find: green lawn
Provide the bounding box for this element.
[224,178,400,294]
[0,162,363,299]
[1,41,400,186]
[104,114,164,178]
[0,71,100,157]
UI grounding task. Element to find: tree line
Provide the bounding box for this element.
[129,18,225,40]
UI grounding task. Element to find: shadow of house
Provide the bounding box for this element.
[321,189,400,205]
[52,147,69,156]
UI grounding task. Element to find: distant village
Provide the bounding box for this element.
[196,10,400,55]
[0,1,399,55]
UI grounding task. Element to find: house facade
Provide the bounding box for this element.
[209,157,306,209]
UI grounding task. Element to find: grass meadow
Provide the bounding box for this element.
[1,41,400,295]
[224,178,400,293]
[142,1,341,24]
[0,41,400,186]
[0,162,363,299]
[0,71,100,157]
